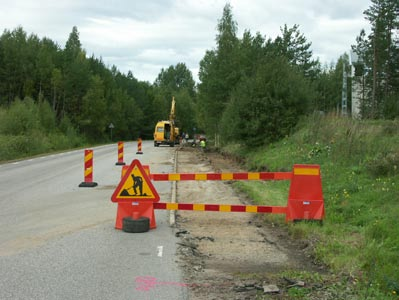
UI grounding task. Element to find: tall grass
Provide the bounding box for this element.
[223,113,399,298]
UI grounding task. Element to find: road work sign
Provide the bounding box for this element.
[111,159,159,203]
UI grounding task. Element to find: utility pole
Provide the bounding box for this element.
[342,61,348,116]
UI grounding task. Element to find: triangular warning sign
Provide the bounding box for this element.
[111,159,160,203]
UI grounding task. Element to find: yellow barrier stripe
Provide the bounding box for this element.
[193,204,205,211]
[169,174,181,181]
[84,168,92,176]
[221,173,233,180]
[248,173,260,180]
[85,152,93,161]
[195,174,207,180]
[219,205,231,212]
[167,203,179,210]
[246,205,258,213]
[294,168,319,176]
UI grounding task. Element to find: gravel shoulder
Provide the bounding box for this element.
[174,147,326,300]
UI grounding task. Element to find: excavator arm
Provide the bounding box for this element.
[169,96,176,123]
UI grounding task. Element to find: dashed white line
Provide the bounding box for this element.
[157,246,163,257]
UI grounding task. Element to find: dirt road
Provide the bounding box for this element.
[174,147,326,300]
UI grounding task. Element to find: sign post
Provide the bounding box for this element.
[109,123,114,141]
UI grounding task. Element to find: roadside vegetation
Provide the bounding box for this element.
[0,98,85,161]
[225,113,399,299]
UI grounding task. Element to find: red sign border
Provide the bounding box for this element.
[111,159,160,203]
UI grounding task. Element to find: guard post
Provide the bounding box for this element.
[79,149,98,187]
[136,138,143,155]
[115,141,126,166]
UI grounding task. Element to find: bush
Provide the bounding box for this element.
[0,98,40,135]
[366,152,399,177]
[220,56,315,146]
[38,100,56,133]
[0,99,86,162]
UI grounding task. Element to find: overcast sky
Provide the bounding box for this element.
[0,0,371,83]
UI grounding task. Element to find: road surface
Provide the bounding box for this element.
[0,141,188,299]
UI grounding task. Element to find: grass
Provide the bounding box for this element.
[220,113,399,299]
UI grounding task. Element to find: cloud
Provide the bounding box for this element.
[0,0,371,82]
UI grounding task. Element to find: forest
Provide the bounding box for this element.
[0,0,398,160]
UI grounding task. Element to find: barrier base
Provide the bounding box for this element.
[115,162,126,166]
[286,164,324,222]
[115,202,156,230]
[78,182,98,187]
[136,151,143,155]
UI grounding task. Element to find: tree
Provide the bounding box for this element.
[51,68,63,113]
[0,25,158,143]
[220,56,315,146]
[64,26,82,62]
[274,24,319,77]
[352,0,399,118]
[313,55,351,114]
[0,27,32,103]
[154,63,195,97]
[36,37,59,102]
[197,3,240,138]
[236,30,266,78]
[62,27,90,124]
[80,75,107,139]
[153,63,197,132]
[174,88,197,136]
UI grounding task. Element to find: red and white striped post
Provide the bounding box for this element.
[115,142,126,165]
[79,149,98,187]
[136,138,143,154]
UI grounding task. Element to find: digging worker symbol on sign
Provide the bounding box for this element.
[112,159,160,203]
[119,173,148,197]
[131,174,143,196]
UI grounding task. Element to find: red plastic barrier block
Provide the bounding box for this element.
[286,164,325,221]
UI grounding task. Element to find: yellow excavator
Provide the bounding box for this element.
[153,97,180,147]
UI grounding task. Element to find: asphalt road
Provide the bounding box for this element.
[0,141,188,300]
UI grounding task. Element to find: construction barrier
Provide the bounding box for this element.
[150,164,325,221]
[136,138,143,155]
[115,142,126,166]
[151,171,291,181]
[153,203,287,214]
[111,160,325,232]
[78,149,98,187]
[150,164,324,222]
[286,165,324,221]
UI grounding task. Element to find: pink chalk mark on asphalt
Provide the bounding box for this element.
[135,276,190,291]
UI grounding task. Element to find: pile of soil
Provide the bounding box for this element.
[174,147,327,300]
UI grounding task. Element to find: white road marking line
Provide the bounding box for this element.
[157,246,163,257]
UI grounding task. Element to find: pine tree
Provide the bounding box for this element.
[274,24,318,77]
[361,0,399,118]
